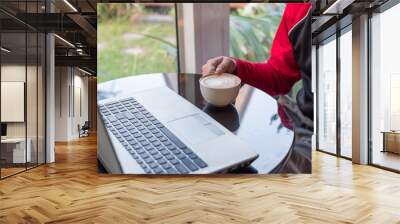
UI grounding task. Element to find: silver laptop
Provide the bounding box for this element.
[97,86,258,174]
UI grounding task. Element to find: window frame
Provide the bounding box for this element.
[367,0,400,173]
[315,21,353,160]
[0,1,47,179]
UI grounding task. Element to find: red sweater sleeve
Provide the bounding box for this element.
[233,3,311,96]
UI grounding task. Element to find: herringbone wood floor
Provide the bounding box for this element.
[1,134,400,224]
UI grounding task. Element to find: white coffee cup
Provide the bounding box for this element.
[199,73,241,107]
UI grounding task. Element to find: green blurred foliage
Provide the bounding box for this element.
[230,3,285,61]
[97,4,177,83]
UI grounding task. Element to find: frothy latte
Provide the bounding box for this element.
[201,73,240,89]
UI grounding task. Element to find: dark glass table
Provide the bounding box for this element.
[98,73,312,174]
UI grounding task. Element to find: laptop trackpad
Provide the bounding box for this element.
[167,114,224,145]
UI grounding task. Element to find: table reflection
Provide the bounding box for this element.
[202,104,240,132]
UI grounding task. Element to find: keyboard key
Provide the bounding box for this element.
[153,166,164,174]
[107,115,117,122]
[144,157,153,164]
[147,162,156,168]
[181,158,198,171]
[161,162,171,169]
[115,113,125,119]
[182,147,194,155]
[193,158,207,168]
[143,167,152,174]
[153,154,162,160]
[177,154,186,160]
[128,127,136,132]
[188,154,198,159]
[143,155,152,161]
[149,149,158,155]
[166,154,174,160]
[160,137,168,143]
[114,124,123,129]
[175,163,189,174]
[171,150,181,156]
[165,167,178,174]
[139,163,147,169]
[167,145,176,150]
[160,149,169,156]
[125,113,135,120]
[135,114,144,119]
[170,158,179,165]
[158,158,167,164]
[133,144,141,150]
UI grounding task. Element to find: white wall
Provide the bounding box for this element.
[1,63,46,164]
[55,66,69,141]
[54,67,89,141]
[71,73,89,138]
[0,65,41,138]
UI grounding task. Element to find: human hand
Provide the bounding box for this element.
[201,56,236,76]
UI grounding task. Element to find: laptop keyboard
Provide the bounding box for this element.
[99,97,208,174]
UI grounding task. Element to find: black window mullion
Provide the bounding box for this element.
[336,27,341,157]
[316,44,320,151]
[24,0,28,171]
[367,11,373,165]
[36,0,39,168]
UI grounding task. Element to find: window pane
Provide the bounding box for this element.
[97,3,178,83]
[229,3,284,62]
[1,28,28,177]
[318,37,337,154]
[340,29,352,158]
[371,4,400,171]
